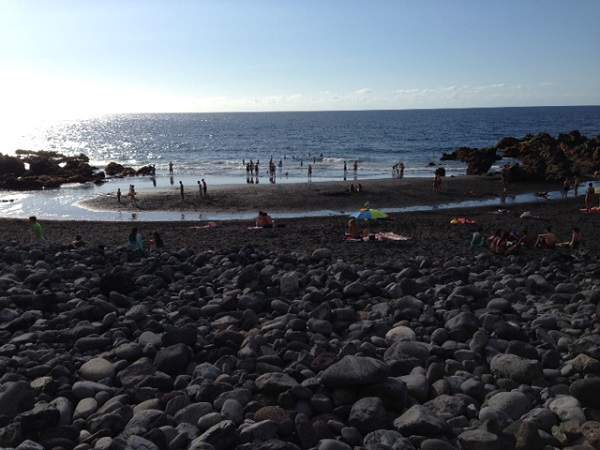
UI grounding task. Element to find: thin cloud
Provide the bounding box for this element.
[353,88,372,96]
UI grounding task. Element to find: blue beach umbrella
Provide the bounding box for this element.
[350,208,389,221]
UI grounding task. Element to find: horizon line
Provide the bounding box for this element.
[95,103,600,116]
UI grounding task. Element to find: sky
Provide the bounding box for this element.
[0,0,599,118]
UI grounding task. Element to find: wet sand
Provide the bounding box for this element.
[82,176,559,213]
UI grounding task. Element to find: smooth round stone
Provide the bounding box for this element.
[94,437,112,450]
[385,326,416,343]
[79,358,115,381]
[74,397,98,419]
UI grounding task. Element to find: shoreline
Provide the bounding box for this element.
[81,175,560,214]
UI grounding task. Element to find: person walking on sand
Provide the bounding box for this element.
[117,188,122,204]
[169,161,174,174]
[29,216,44,242]
[179,181,184,200]
[202,179,207,197]
[585,183,595,212]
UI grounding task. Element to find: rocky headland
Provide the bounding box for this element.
[442,130,600,181]
[0,151,104,190]
[0,151,155,190]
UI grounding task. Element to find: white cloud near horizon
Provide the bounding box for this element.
[0,68,593,125]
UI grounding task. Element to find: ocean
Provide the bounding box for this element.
[5,106,600,183]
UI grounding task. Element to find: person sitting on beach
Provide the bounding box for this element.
[346,218,361,239]
[559,227,582,249]
[535,226,558,249]
[490,230,517,255]
[255,211,273,228]
[149,231,164,250]
[585,183,595,212]
[517,227,536,248]
[128,227,145,253]
[71,235,85,249]
[488,229,502,253]
[469,226,486,249]
[29,216,44,241]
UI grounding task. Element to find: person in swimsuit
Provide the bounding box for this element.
[559,227,582,249]
[536,226,558,249]
[255,211,273,228]
[346,218,361,239]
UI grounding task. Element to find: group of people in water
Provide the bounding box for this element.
[470,225,582,255]
[392,162,405,178]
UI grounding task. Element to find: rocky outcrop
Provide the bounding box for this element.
[442,131,600,181]
[441,147,500,175]
[0,150,105,190]
[504,131,600,182]
[105,162,154,177]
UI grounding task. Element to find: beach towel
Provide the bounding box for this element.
[519,211,543,220]
[190,222,218,229]
[375,232,411,241]
[450,217,476,225]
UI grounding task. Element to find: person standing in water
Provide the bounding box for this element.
[202,179,207,197]
[197,180,202,197]
[343,161,347,180]
[307,164,313,182]
[179,181,184,200]
[399,162,405,178]
[117,188,122,203]
[169,161,174,174]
